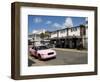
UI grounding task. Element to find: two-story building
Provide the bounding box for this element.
[50,24,88,49]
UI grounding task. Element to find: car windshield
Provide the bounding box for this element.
[37,46,49,50]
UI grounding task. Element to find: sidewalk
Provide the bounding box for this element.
[52,48,87,53]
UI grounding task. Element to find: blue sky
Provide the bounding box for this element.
[28,15,86,33]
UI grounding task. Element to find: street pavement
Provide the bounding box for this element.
[28,48,87,66]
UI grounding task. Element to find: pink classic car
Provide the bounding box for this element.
[29,45,56,59]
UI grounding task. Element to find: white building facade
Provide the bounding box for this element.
[50,25,88,49]
[28,29,46,46]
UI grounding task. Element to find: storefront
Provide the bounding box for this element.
[50,36,84,49]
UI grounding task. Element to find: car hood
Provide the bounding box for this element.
[37,49,55,54]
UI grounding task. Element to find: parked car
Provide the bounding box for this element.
[29,45,56,60]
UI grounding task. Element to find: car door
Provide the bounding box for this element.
[31,47,37,56]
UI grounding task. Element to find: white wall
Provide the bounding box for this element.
[51,27,81,38]
[51,30,67,38]
[0,0,100,82]
[51,32,57,38]
[86,28,88,38]
[58,30,67,37]
[68,28,80,36]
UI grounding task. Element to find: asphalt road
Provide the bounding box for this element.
[28,48,87,66]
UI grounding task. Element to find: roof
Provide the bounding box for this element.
[50,26,80,33]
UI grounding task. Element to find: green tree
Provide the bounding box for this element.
[40,33,45,39]
[40,32,50,39]
[45,31,50,39]
[79,24,86,49]
[80,24,86,36]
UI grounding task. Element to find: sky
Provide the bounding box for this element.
[28,15,87,33]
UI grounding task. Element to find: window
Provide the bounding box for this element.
[75,27,77,31]
[60,30,65,33]
[71,27,77,32]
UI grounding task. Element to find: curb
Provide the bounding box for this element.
[52,48,87,53]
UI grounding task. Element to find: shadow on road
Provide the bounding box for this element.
[41,57,56,61]
[28,59,35,66]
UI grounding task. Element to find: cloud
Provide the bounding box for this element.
[53,23,61,27]
[53,17,73,29]
[46,21,52,24]
[33,17,42,23]
[49,17,73,31]
[61,23,66,29]
[63,17,73,28]
[51,23,61,30]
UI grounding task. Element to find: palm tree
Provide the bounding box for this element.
[40,32,50,39]
[79,24,86,49]
[80,24,86,37]
[45,31,50,39]
[40,33,45,39]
